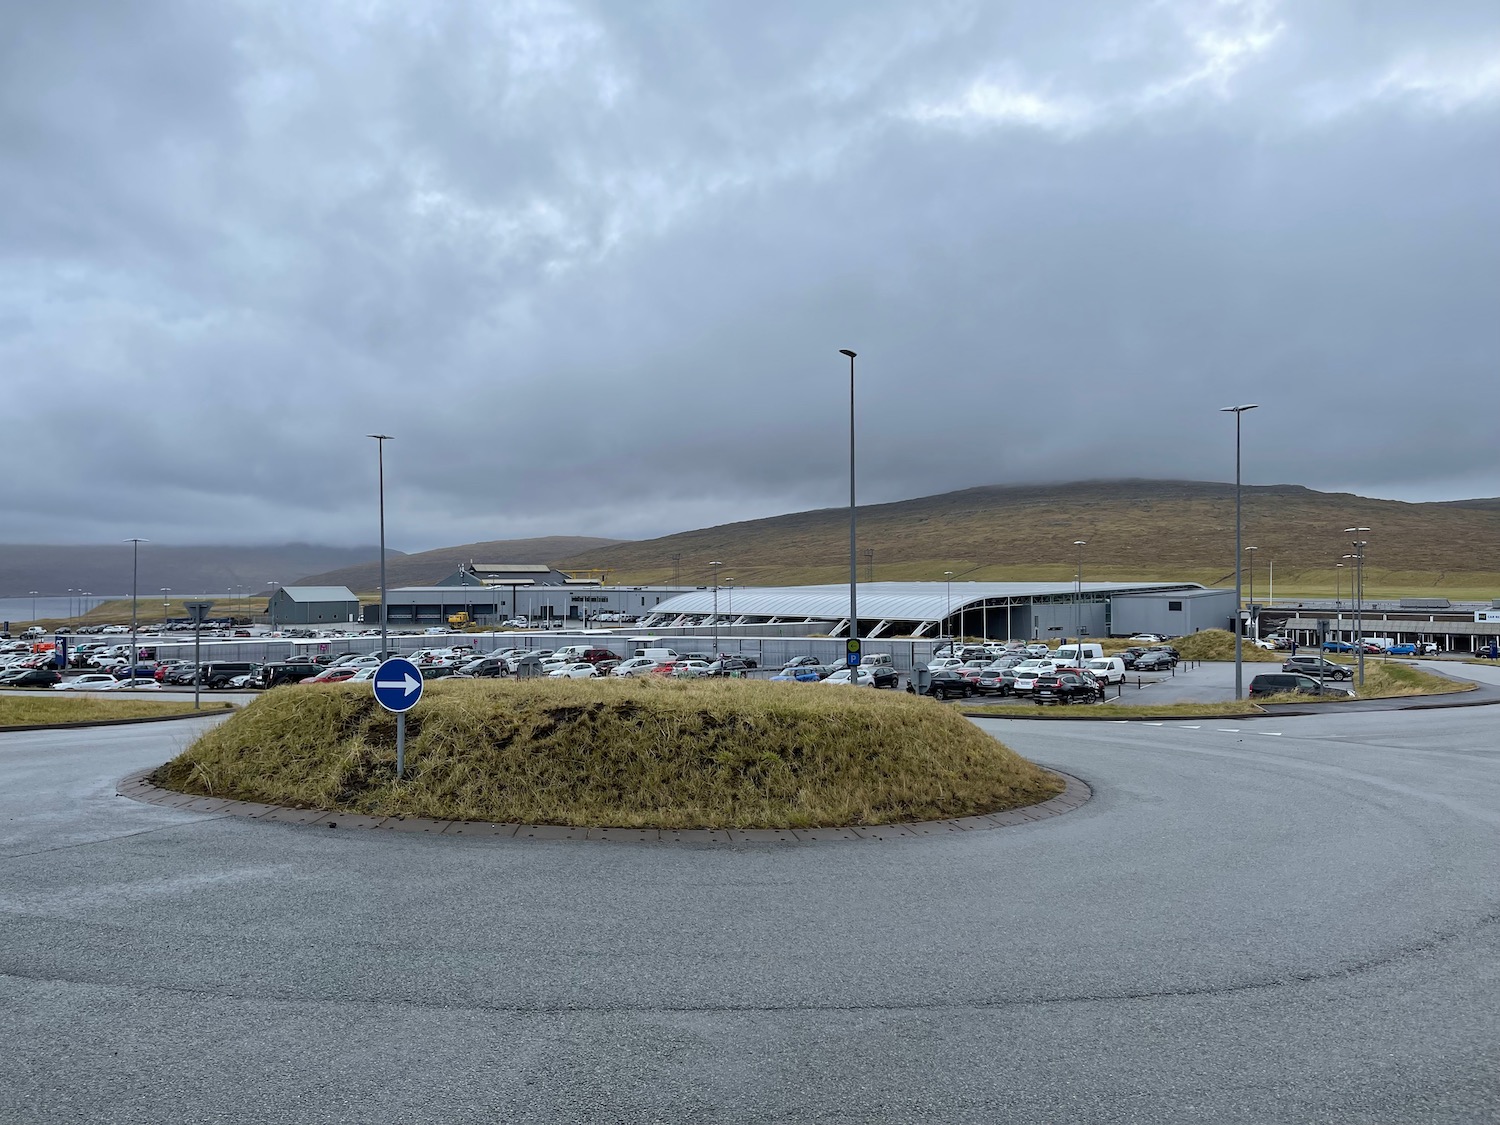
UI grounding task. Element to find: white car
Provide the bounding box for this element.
[1128,634,1165,643]
[820,668,876,687]
[1250,639,1277,650]
[347,668,378,683]
[927,658,966,673]
[610,657,660,677]
[669,660,714,678]
[105,678,161,691]
[548,662,600,679]
[52,674,121,691]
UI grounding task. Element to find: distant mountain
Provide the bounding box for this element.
[548,479,1500,588]
[0,543,391,598]
[290,536,625,592]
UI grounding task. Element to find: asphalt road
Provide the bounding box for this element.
[1,706,1496,1124]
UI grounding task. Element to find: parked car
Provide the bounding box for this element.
[201,661,259,689]
[703,658,754,678]
[976,669,1017,696]
[52,673,121,691]
[1033,672,1101,705]
[770,667,823,683]
[1,668,63,688]
[456,657,507,678]
[1132,650,1176,672]
[925,670,976,700]
[1084,657,1126,685]
[1385,643,1417,656]
[104,677,161,691]
[1249,673,1356,699]
[302,666,357,684]
[1321,640,1357,653]
[781,655,823,671]
[1282,655,1351,680]
[610,657,661,677]
[548,662,601,679]
[820,667,878,688]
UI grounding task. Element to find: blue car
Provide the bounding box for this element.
[771,668,823,683]
[1386,643,1417,656]
[1322,640,1356,652]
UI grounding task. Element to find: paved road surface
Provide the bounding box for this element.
[1,707,1496,1123]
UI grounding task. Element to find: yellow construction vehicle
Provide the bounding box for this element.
[447,611,472,629]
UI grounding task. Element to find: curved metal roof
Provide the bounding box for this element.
[647,581,1198,622]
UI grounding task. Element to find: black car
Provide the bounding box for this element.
[456,657,507,678]
[926,670,977,700]
[2,667,63,688]
[258,662,327,688]
[1249,673,1356,700]
[715,653,759,669]
[704,658,754,678]
[1132,650,1176,671]
[201,661,259,688]
[1033,672,1100,705]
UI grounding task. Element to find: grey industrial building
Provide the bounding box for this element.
[437,562,574,588]
[365,584,688,626]
[268,586,361,626]
[638,581,1233,640]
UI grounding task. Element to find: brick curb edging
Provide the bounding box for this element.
[116,767,1092,845]
[0,706,235,734]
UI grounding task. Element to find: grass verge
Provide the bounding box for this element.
[1348,662,1474,699]
[155,678,1064,829]
[1169,629,1282,662]
[0,696,231,726]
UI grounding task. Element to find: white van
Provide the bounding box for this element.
[639,647,679,663]
[1053,643,1104,665]
[553,645,592,661]
[1085,657,1126,684]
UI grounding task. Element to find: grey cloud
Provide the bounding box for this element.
[1,0,1497,549]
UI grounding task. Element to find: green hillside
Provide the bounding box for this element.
[556,480,1500,600]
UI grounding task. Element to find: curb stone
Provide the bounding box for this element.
[117,768,1092,847]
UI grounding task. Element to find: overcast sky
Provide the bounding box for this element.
[3,0,1497,549]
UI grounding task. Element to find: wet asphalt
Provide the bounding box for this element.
[1,702,1496,1124]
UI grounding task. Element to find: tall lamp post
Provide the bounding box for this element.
[125,539,148,684]
[1073,539,1087,646]
[944,571,954,644]
[1335,562,1346,647]
[1221,404,1259,699]
[709,561,722,659]
[367,434,393,655]
[1243,547,1258,641]
[1344,528,1370,687]
[160,588,172,630]
[29,591,37,623]
[839,349,858,649]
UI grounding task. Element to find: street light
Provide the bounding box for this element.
[1335,562,1346,646]
[1221,404,1259,699]
[267,580,279,634]
[1073,540,1087,647]
[1243,547,1258,641]
[839,349,858,650]
[367,434,393,654]
[29,591,37,624]
[124,539,148,683]
[160,588,171,629]
[944,571,954,645]
[709,561,723,659]
[1344,528,1370,686]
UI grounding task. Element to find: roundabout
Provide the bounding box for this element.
[1,686,1496,1124]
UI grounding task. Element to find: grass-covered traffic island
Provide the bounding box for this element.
[0,696,232,728]
[154,678,1064,829]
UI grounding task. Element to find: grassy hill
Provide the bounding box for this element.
[554,479,1500,600]
[0,543,389,600]
[291,535,623,593]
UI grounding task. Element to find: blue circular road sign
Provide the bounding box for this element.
[372,657,424,713]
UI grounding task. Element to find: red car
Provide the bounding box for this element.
[303,666,356,684]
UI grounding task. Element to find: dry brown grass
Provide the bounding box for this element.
[156,678,1064,829]
[1170,630,1283,662]
[0,696,230,726]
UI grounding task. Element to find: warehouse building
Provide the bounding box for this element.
[1109,588,1239,638]
[637,581,1227,640]
[267,586,362,626]
[365,584,687,626]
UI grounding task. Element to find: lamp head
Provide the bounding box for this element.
[839,349,857,359]
[1220,404,1259,414]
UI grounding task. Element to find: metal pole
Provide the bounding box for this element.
[368,435,392,655]
[396,712,406,778]
[125,539,147,685]
[1221,404,1258,699]
[944,571,954,645]
[840,349,858,646]
[193,616,202,710]
[1244,547,1257,641]
[710,561,722,660]
[1073,540,1086,649]
[1345,528,1370,688]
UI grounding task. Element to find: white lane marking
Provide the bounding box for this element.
[1259,731,1284,736]
[1182,725,1201,730]
[1216,728,1240,733]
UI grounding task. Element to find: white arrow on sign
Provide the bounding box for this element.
[375,673,421,696]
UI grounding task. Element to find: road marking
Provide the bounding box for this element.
[1216,728,1240,733]
[1182,725,1201,730]
[1258,731,1283,737]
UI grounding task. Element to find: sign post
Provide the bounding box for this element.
[185,601,214,710]
[846,638,861,669]
[373,657,423,778]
